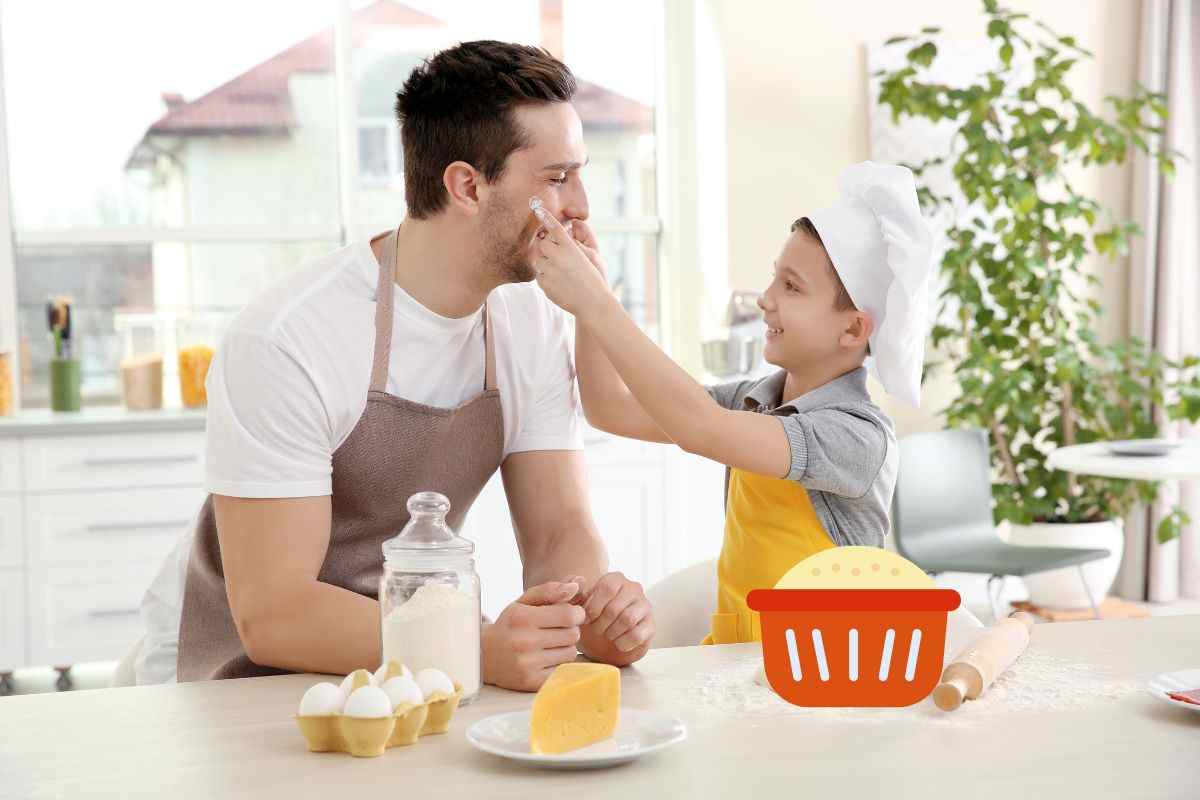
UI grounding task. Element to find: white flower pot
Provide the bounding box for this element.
[1000,519,1124,609]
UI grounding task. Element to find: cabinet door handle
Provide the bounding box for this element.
[81,454,199,468]
[88,607,140,619]
[84,520,192,533]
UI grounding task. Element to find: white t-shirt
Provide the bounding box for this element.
[206,239,583,497]
[134,239,583,684]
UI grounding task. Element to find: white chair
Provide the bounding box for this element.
[645,559,717,648]
[109,637,143,687]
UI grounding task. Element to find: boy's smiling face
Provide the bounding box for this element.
[758,229,871,371]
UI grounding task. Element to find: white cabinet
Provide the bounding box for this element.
[0,440,19,493]
[0,415,206,671]
[21,432,204,492]
[0,569,25,668]
[466,475,523,623]
[25,488,201,567]
[0,495,23,567]
[28,562,162,666]
[464,433,681,622]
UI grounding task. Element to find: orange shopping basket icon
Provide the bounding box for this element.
[747,588,961,707]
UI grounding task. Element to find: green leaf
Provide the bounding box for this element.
[1000,42,1014,66]
[907,41,938,68]
[920,26,941,34]
[1015,185,1038,215]
[885,35,910,46]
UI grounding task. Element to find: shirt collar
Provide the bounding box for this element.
[742,367,870,414]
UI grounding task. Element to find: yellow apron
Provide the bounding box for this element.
[702,467,836,645]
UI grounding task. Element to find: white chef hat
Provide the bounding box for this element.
[806,161,934,407]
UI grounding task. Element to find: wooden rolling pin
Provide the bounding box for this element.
[933,611,1036,711]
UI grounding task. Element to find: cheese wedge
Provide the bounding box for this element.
[530,663,620,755]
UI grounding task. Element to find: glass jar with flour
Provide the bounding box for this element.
[380,492,482,703]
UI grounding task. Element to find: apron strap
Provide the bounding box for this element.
[369,227,399,393]
[371,226,497,394]
[483,302,496,392]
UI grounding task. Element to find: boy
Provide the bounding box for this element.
[532,162,933,644]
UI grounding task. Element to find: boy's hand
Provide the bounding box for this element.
[532,208,614,321]
[568,219,609,280]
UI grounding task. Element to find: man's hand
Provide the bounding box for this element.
[481,580,585,692]
[577,572,654,666]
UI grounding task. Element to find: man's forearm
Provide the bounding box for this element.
[241,580,381,676]
[522,525,608,590]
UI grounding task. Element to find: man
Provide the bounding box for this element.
[140,41,654,690]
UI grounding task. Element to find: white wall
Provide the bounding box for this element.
[713,0,1140,436]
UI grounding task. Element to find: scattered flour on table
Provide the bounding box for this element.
[661,647,1141,726]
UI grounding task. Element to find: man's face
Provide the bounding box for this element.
[758,231,860,369]
[479,102,590,283]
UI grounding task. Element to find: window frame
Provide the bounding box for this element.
[0,0,692,415]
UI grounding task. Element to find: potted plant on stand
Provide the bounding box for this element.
[874,1,1200,607]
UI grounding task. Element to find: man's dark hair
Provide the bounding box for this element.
[791,217,857,312]
[394,41,577,219]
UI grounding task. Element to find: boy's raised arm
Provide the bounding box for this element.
[535,212,791,478]
[565,221,672,443]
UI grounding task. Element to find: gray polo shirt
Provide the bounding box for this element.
[705,367,896,548]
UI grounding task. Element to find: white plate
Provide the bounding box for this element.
[1146,669,1200,714]
[466,708,686,770]
[1107,440,1182,458]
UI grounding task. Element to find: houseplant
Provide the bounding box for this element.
[875,1,1200,605]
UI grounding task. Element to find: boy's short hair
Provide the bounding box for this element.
[791,217,857,312]
[395,41,577,219]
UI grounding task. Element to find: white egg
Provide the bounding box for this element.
[298,682,345,716]
[343,685,393,718]
[371,661,413,687]
[339,668,371,698]
[415,668,455,700]
[381,676,424,709]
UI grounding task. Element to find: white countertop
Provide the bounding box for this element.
[1047,439,1200,481]
[1,615,1197,799]
[0,406,206,437]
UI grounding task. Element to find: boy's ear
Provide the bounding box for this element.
[840,311,874,350]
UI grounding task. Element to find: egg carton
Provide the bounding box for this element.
[294,663,464,758]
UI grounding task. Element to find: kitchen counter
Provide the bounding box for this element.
[0,406,206,437]
[1,615,1197,798]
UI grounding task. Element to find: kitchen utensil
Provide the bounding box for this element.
[466,708,686,770]
[1146,669,1200,715]
[933,611,1036,711]
[724,290,762,327]
[701,335,763,378]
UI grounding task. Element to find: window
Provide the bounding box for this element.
[0,0,664,409]
[357,119,403,183]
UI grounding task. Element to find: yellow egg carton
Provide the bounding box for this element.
[294,663,464,758]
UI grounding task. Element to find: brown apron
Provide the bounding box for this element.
[177,230,505,681]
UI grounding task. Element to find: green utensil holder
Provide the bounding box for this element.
[49,358,81,412]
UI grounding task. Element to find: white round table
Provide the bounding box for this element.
[1047,439,1200,481]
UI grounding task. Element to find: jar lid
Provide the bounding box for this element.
[382,491,474,562]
